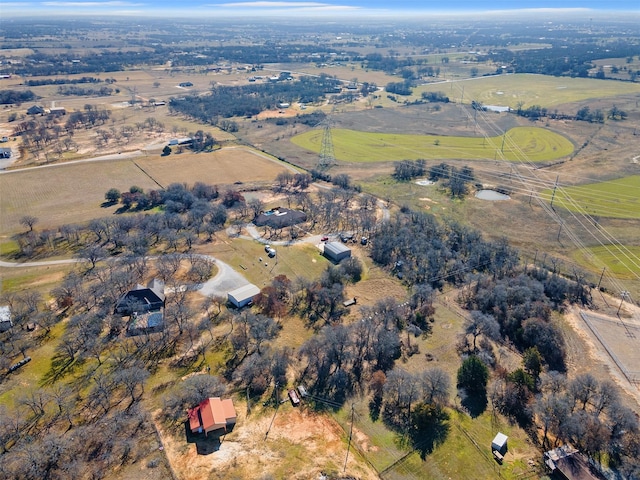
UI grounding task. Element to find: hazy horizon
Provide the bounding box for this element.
[2,1,639,18]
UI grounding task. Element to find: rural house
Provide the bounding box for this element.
[227,284,261,308]
[323,241,351,263]
[115,279,165,315]
[188,397,237,435]
[0,306,12,332]
[27,105,45,115]
[254,207,307,229]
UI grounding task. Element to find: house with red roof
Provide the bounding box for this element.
[188,397,237,436]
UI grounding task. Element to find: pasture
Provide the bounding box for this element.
[572,245,640,279]
[543,175,640,220]
[291,126,573,163]
[0,147,292,234]
[417,73,640,109]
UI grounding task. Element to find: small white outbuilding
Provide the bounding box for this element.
[491,432,508,455]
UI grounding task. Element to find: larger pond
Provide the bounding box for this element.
[475,189,511,201]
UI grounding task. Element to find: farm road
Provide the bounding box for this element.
[197,258,250,297]
[0,258,81,268]
[0,254,249,299]
[228,223,324,247]
[0,144,295,176]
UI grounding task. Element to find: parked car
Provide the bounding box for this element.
[321,236,329,242]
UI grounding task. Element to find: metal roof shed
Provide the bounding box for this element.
[323,241,351,263]
[228,284,261,308]
[491,432,508,455]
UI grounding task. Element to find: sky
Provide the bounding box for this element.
[1,0,639,17]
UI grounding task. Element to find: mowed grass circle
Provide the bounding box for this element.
[542,175,640,219]
[291,126,573,163]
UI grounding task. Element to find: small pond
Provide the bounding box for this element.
[415,179,434,186]
[475,189,511,201]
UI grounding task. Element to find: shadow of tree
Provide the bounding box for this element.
[369,395,382,422]
[39,353,83,386]
[409,403,450,460]
[459,389,488,418]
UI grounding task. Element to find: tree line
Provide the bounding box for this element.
[169,75,342,121]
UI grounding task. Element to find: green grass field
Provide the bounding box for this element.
[542,175,640,220]
[417,73,640,109]
[335,399,538,480]
[291,126,573,163]
[572,245,640,279]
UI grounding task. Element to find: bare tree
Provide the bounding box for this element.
[19,215,38,232]
[420,368,451,406]
[463,311,500,352]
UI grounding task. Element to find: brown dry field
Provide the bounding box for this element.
[136,146,296,187]
[0,147,292,234]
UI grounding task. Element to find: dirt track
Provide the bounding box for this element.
[565,301,640,408]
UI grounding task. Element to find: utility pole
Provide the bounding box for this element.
[550,175,559,209]
[597,267,606,291]
[343,403,355,473]
[557,221,563,242]
[617,291,629,316]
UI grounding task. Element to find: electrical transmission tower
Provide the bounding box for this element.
[317,116,335,170]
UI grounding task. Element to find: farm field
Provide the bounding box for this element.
[572,245,640,279]
[136,146,296,186]
[0,147,292,234]
[291,126,573,163]
[417,73,640,109]
[0,159,159,233]
[542,175,640,220]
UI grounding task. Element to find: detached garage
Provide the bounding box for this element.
[228,284,261,308]
[323,242,351,263]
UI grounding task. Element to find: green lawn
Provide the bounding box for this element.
[291,126,573,163]
[417,73,640,109]
[543,175,640,219]
[335,399,539,480]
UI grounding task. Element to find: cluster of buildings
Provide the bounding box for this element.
[26,104,66,116]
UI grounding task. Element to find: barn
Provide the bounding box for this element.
[228,283,261,308]
[323,241,351,263]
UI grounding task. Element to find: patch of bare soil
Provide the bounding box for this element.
[155,405,379,480]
